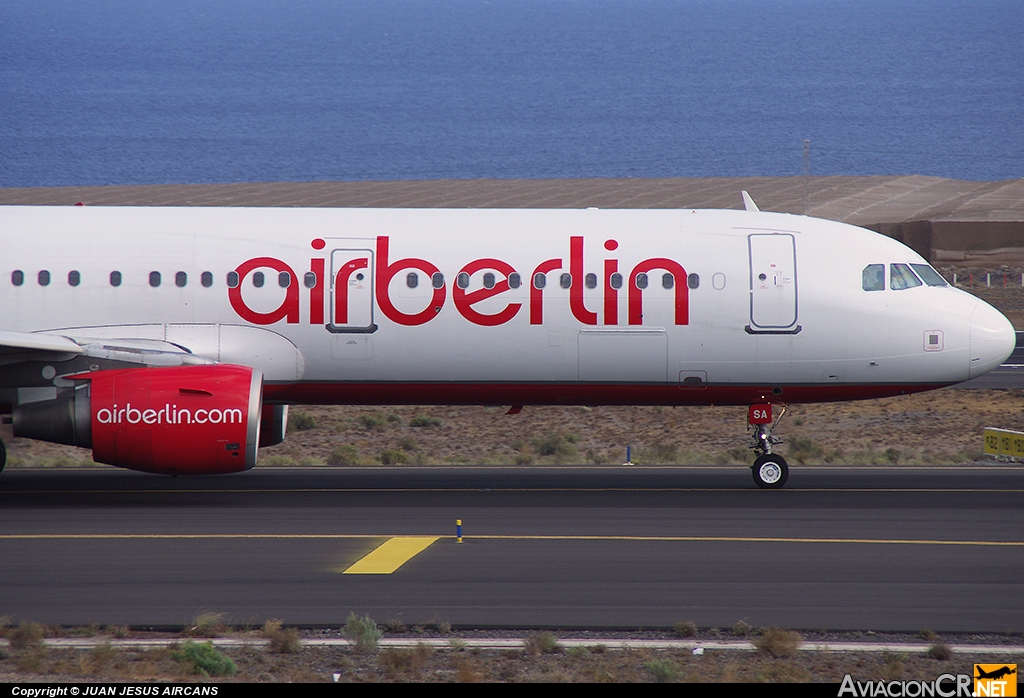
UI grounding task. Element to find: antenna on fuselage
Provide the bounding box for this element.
[741,190,760,212]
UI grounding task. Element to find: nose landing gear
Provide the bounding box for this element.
[748,404,788,489]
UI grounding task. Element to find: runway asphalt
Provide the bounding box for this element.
[1,465,1021,632]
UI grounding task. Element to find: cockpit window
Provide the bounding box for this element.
[862,264,884,291]
[890,263,922,290]
[910,264,948,287]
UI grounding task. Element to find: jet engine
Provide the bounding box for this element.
[12,364,262,475]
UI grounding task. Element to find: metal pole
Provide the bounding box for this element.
[803,140,810,213]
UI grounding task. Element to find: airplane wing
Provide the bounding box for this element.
[0,329,85,355]
[0,328,212,367]
[0,324,303,377]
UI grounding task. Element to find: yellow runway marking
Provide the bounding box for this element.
[342,537,439,574]
[0,534,1021,548]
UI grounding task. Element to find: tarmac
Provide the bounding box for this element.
[3,175,1024,262]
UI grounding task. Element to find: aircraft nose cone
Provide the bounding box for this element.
[969,300,1016,379]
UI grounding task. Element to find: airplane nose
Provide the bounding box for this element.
[969,300,1016,379]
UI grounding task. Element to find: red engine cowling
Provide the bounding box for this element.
[13,364,263,475]
[88,364,262,474]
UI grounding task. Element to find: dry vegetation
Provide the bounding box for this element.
[0,623,1021,683]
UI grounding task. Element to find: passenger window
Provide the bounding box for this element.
[662,273,675,289]
[533,273,546,289]
[175,272,187,288]
[508,273,521,289]
[303,272,316,289]
[862,264,884,291]
[201,271,214,288]
[226,271,239,288]
[457,272,470,289]
[610,273,623,290]
[110,271,121,287]
[68,270,81,287]
[11,270,24,286]
[149,271,161,287]
[635,273,648,289]
[252,272,264,288]
[38,270,50,286]
[910,264,948,287]
[585,273,597,289]
[559,273,572,289]
[483,273,495,289]
[686,273,698,290]
[279,271,291,288]
[890,263,922,290]
[406,272,418,288]
[431,272,444,289]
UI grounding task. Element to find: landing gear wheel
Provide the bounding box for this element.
[0,438,6,474]
[752,454,788,489]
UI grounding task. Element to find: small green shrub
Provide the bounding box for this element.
[288,412,316,431]
[787,436,823,464]
[343,613,382,654]
[358,414,388,431]
[410,416,442,428]
[328,445,360,465]
[647,441,680,464]
[173,640,237,676]
[645,658,680,683]
[926,643,953,660]
[674,620,697,638]
[732,619,751,636]
[532,432,577,460]
[523,632,561,655]
[378,449,409,465]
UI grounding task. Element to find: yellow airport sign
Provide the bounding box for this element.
[984,427,1024,460]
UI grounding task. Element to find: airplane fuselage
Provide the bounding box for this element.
[0,205,1014,486]
[0,206,1011,406]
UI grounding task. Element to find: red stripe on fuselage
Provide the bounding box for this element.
[263,382,949,407]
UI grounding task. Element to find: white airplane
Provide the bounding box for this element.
[0,195,1014,488]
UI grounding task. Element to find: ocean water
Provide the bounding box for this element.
[0,0,1021,187]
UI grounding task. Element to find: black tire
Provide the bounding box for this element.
[752,454,788,489]
[0,438,6,474]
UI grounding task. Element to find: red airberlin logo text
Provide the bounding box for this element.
[228,236,689,327]
[96,403,243,425]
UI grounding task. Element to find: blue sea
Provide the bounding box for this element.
[1,0,1021,187]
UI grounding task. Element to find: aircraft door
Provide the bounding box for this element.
[329,248,376,332]
[747,233,799,333]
